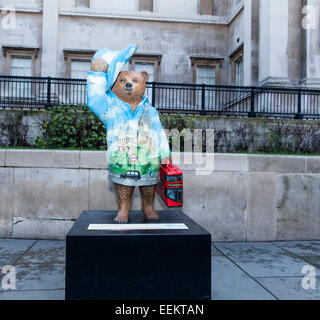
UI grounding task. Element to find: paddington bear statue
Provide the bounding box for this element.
[87,45,171,223]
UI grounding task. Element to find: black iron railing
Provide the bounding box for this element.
[1,75,320,119]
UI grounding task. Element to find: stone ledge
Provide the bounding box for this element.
[172,152,247,172]
[79,151,108,169]
[0,150,5,166]
[1,149,318,175]
[213,154,247,172]
[247,154,306,173]
[5,149,80,168]
[306,157,320,173]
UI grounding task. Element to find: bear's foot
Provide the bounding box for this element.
[113,183,134,224]
[139,185,159,222]
[113,212,130,224]
[142,208,160,221]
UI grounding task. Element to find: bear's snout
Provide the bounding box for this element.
[125,82,133,89]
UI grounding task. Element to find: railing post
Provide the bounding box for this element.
[295,89,303,119]
[151,82,156,106]
[201,84,206,116]
[46,77,51,109]
[249,88,256,118]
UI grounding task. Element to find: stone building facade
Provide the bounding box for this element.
[0,0,319,87]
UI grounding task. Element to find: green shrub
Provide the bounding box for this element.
[35,105,106,150]
[159,114,196,132]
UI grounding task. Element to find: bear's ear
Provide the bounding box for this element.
[141,70,150,82]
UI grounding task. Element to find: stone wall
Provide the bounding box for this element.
[1,149,320,241]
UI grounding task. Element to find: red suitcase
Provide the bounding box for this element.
[156,163,183,207]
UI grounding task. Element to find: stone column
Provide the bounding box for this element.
[243,0,253,86]
[258,0,290,86]
[301,0,320,87]
[243,0,259,86]
[41,0,59,77]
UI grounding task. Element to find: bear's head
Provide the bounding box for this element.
[111,70,150,105]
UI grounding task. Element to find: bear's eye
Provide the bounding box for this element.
[132,79,138,83]
[120,78,126,83]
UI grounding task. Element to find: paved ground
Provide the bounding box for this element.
[0,238,320,300]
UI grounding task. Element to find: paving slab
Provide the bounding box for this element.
[0,289,65,300]
[211,255,276,300]
[0,239,36,267]
[13,240,65,291]
[273,241,320,268]
[256,277,320,300]
[214,242,320,278]
[211,244,222,256]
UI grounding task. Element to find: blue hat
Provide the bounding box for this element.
[92,45,137,91]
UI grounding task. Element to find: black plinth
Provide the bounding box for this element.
[65,210,211,300]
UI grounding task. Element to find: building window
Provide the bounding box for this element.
[199,0,213,15]
[134,62,155,82]
[196,66,215,108]
[71,60,92,79]
[229,45,244,86]
[139,0,153,12]
[10,56,32,76]
[2,46,39,99]
[191,57,222,85]
[196,66,215,85]
[235,56,244,86]
[64,49,95,104]
[129,54,161,81]
[63,49,95,78]
[134,62,155,99]
[191,56,223,109]
[129,54,161,98]
[129,54,161,105]
[2,46,39,76]
[9,56,33,97]
[75,0,90,8]
[69,59,91,103]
